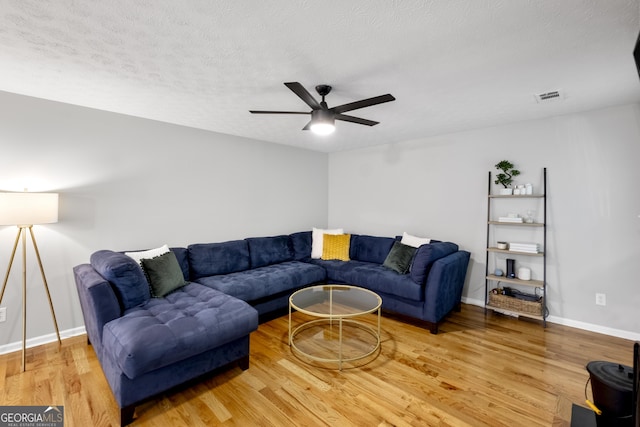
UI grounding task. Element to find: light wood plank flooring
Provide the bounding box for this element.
[0,304,634,426]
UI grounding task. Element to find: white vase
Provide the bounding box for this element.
[499,188,513,195]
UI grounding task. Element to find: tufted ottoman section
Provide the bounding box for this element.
[102,282,258,379]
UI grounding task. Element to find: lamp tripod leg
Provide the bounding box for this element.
[0,228,22,305]
[0,228,25,371]
[28,227,61,347]
[21,228,26,372]
[0,226,60,372]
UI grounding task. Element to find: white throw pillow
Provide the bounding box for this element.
[400,232,431,248]
[311,228,344,259]
[125,244,170,266]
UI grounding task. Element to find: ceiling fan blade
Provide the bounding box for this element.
[249,110,310,114]
[335,114,379,126]
[332,94,395,114]
[284,82,322,110]
[302,121,312,131]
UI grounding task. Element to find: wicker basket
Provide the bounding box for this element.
[489,293,543,316]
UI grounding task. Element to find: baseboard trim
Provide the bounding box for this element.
[0,326,86,356]
[461,297,640,342]
[545,316,640,341]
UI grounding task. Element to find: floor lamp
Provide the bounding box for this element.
[0,192,61,372]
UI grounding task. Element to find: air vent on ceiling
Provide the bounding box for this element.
[534,90,564,103]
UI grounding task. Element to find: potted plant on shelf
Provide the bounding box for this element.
[494,160,520,195]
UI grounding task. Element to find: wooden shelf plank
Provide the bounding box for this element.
[488,221,544,227]
[486,275,544,287]
[487,247,544,256]
[488,195,544,199]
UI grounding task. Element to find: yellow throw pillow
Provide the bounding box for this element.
[321,234,351,261]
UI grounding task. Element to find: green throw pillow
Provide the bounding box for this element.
[382,241,417,274]
[141,251,186,297]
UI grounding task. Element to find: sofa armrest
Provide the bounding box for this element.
[422,251,470,324]
[73,264,121,353]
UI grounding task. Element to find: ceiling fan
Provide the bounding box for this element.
[249,82,395,135]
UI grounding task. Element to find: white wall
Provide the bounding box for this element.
[0,91,328,349]
[329,103,640,338]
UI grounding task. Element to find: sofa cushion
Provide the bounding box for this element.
[311,227,343,259]
[350,235,396,264]
[383,241,417,274]
[169,247,190,281]
[309,259,356,284]
[321,234,351,261]
[289,231,312,261]
[121,246,189,280]
[311,259,423,301]
[102,282,258,379]
[188,240,250,280]
[196,261,326,302]
[141,251,187,297]
[246,235,293,268]
[410,242,459,285]
[90,250,150,311]
[124,245,170,266]
[401,232,431,248]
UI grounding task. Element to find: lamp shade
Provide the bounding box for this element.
[0,192,59,225]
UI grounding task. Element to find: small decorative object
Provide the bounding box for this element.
[506,258,516,278]
[494,160,521,195]
[524,210,535,224]
[498,214,523,223]
[525,183,533,195]
[497,241,508,250]
[494,268,504,276]
[508,242,539,253]
[518,267,531,281]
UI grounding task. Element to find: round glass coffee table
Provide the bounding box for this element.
[288,284,382,370]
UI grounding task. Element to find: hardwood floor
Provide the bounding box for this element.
[0,304,634,426]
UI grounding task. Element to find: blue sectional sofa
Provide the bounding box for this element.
[73,230,469,425]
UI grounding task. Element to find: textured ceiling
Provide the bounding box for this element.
[0,0,639,152]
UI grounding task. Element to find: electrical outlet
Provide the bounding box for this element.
[595,293,606,306]
[0,307,6,323]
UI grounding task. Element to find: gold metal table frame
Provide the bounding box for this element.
[288,285,381,370]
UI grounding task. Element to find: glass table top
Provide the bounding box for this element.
[289,285,382,318]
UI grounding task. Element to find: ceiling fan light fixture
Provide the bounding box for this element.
[310,122,335,135]
[249,82,395,135]
[310,109,335,135]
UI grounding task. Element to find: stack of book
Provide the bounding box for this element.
[498,216,523,223]
[508,242,539,253]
